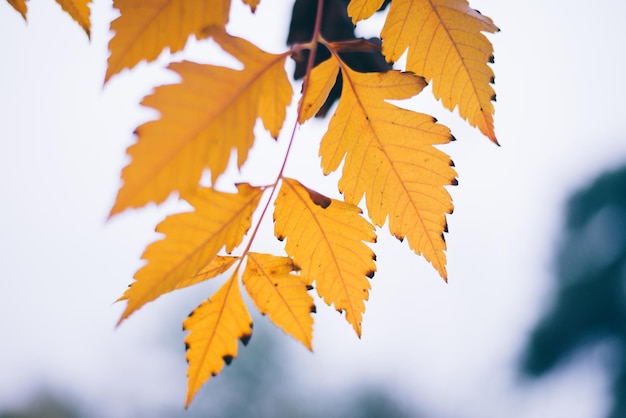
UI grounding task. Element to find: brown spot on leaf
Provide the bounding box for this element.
[185,342,190,351]
[277,235,285,242]
[490,76,495,84]
[489,55,495,64]
[491,94,497,102]
[450,178,459,186]
[366,270,375,278]
[310,305,317,313]
[223,355,234,366]
[306,187,331,208]
[306,284,314,291]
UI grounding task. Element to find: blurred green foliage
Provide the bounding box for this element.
[521,164,626,418]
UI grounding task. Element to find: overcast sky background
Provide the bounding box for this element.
[2,1,626,417]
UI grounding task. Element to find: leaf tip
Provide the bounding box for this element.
[240,327,253,346]
[223,355,234,366]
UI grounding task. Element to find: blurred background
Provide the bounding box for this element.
[2,0,626,417]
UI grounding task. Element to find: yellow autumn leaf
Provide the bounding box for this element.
[110,29,292,216]
[347,0,383,25]
[380,0,499,142]
[192,255,239,283]
[298,55,340,123]
[106,0,230,81]
[8,0,91,36]
[243,253,314,350]
[7,0,27,19]
[55,0,91,37]
[116,184,262,324]
[308,55,456,279]
[183,272,253,407]
[274,178,376,336]
[241,0,259,13]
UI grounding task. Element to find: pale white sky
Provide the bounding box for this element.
[2,1,626,417]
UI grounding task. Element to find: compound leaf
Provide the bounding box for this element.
[183,272,253,407]
[380,0,499,141]
[106,0,230,81]
[274,178,376,336]
[116,184,263,324]
[243,252,314,350]
[110,29,291,216]
[313,55,457,279]
[298,55,340,123]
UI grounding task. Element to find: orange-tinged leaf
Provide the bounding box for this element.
[116,184,262,324]
[241,0,259,13]
[192,255,239,282]
[243,253,314,350]
[7,0,27,19]
[347,0,384,24]
[183,273,253,407]
[274,178,376,336]
[318,55,457,279]
[106,0,229,81]
[381,0,499,142]
[298,56,340,123]
[110,31,292,216]
[55,0,91,37]
[204,28,293,140]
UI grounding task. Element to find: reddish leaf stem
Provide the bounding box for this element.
[236,0,325,261]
